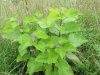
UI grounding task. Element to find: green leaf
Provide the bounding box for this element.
[47,8,59,25]
[58,36,68,44]
[2,21,21,39]
[18,47,28,56]
[36,30,49,39]
[10,14,18,21]
[16,51,30,62]
[45,64,52,75]
[40,37,55,48]
[23,25,30,32]
[23,16,38,25]
[35,51,48,63]
[60,22,81,34]
[45,64,59,75]
[37,19,50,28]
[51,36,59,45]
[27,57,43,75]
[47,49,59,64]
[47,40,55,48]
[2,30,21,40]
[66,53,83,65]
[49,27,59,35]
[68,33,87,47]
[55,58,74,75]
[17,34,32,50]
[35,11,43,18]
[38,41,46,52]
[46,38,55,48]
[52,67,59,75]
[64,44,77,53]
[33,41,46,52]
[2,21,19,33]
[67,8,79,18]
[55,46,66,59]
[62,18,76,24]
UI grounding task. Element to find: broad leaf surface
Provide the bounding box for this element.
[27,57,43,75]
[64,43,77,53]
[17,34,33,50]
[36,30,49,39]
[68,33,87,47]
[16,51,30,62]
[47,49,59,64]
[55,47,66,59]
[55,58,74,75]
[45,64,59,75]
[60,22,81,34]
[37,19,50,28]
[35,51,48,63]
[58,36,69,44]
[38,41,46,52]
[33,41,46,52]
[47,8,59,25]
[18,47,28,56]
[66,53,83,65]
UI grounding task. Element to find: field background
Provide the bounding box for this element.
[0,0,100,75]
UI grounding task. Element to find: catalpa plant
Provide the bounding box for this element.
[2,7,87,75]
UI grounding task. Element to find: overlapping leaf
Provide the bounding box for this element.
[27,57,43,75]
[68,33,87,47]
[36,30,49,39]
[55,58,74,75]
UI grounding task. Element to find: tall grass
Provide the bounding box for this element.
[0,0,100,74]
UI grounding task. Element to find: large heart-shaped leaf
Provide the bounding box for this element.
[36,30,49,39]
[60,22,81,34]
[55,47,66,59]
[27,57,43,75]
[47,49,59,64]
[17,34,33,50]
[37,19,50,28]
[55,58,74,75]
[68,33,87,47]
[35,51,48,63]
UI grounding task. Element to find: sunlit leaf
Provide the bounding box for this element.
[23,25,30,32]
[38,41,46,52]
[10,14,18,21]
[58,36,68,44]
[68,33,87,47]
[47,49,59,64]
[49,27,59,35]
[47,8,59,25]
[2,21,19,33]
[64,43,77,53]
[60,22,81,34]
[27,57,43,75]
[17,34,33,50]
[45,64,52,75]
[36,30,49,39]
[46,40,55,48]
[37,19,50,28]
[55,46,66,58]
[35,51,48,63]
[16,51,30,62]
[62,18,76,24]
[35,11,43,18]
[18,47,28,56]
[55,58,74,75]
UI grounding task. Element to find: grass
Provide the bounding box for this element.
[0,0,100,75]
